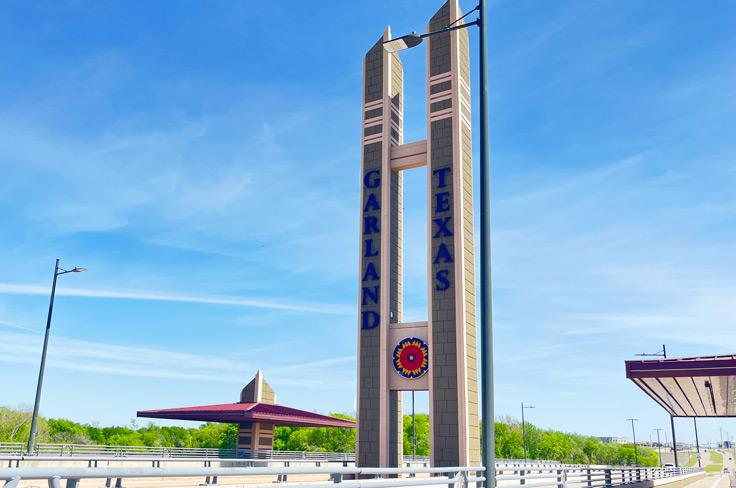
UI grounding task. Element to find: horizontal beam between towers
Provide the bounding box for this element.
[390,140,427,171]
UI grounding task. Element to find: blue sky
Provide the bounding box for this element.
[1,0,735,446]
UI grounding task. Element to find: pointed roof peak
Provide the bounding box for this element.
[383,25,392,41]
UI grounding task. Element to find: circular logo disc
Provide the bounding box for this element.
[392,337,429,379]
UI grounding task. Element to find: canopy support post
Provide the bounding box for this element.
[670,416,678,467]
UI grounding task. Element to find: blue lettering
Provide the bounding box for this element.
[361,310,380,330]
[433,167,452,188]
[435,269,451,291]
[364,216,380,234]
[433,217,453,238]
[435,191,451,213]
[364,192,380,212]
[364,238,379,257]
[362,262,379,281]
[433,243,453,264]
[362,285,379,305]
[364,169,381,188]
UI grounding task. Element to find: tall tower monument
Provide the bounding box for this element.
[357,0,479,468]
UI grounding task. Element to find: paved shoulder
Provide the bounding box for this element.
[685,475,727,488]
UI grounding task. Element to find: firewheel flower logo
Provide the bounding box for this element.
[393,337,429,379]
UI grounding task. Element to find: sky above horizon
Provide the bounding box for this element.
[1,0,735,446]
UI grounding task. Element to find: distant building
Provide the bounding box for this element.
[599,437,628,444]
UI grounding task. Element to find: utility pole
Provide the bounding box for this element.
[694,418,701,467]
[654,428,664,466]
[627,418,640,465]
[521,402,535,464]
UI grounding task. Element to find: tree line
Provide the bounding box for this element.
[0,407,658,465]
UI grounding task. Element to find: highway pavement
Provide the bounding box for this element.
[685,474,728,488]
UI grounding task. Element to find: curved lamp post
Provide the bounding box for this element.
[27,259,86,454]
[384,1,494,482]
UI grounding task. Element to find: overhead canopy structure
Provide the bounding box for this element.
[625,354,736,417]
[138,401,356,428]
[138,371,354,455]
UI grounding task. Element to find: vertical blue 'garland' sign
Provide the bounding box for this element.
[361,168,381,329]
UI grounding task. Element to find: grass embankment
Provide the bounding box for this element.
[685,453,698,468]
[705,450,723,474]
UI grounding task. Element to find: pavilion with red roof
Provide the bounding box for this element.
[138,371,355,456]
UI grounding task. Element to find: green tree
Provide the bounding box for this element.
[48,418,92,444]
[403,414,430,456]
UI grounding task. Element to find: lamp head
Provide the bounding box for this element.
[383,32,423,53]
[71,267,87,273]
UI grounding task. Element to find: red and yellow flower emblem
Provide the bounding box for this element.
[393,337,429,379]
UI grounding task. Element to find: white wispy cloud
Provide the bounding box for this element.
[0,330,354,389]
[0,283,353,316]
[0,320,36,332]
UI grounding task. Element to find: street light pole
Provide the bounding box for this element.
[412,390,416,461]
[627,418,639,465]
[478,0,496,482]
[27,259,86,454]
[383,2,494,484]
[521,402,535,464]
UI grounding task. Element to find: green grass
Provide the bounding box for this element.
[685,453,698,467]
[705,450,724,473]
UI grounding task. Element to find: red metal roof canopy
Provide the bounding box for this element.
[625,354,736,417]
[138,402,355,428]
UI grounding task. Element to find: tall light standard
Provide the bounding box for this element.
[521,403,535,464]
[654,428,664,466]
[27,259,86,454]
[627,418,639,465]
[384,1,494,482]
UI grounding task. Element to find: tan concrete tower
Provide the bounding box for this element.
[357,26,405,468]
[356,0,479,469]
[237,371,277,456]
[425,1,480,468]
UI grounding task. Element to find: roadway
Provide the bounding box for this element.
[685,449,735,488]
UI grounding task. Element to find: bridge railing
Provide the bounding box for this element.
[0,443,351,460]
[0,459,703,488]
[1,464,484,488]
[2,442,568,465]
[495,465,702,488]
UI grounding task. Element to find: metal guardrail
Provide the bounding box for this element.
[0,458,702,488]
[0,442,241,459]
[0,464,485,488]
[0,442,432,462]
[0,442,559,465]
